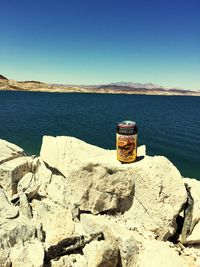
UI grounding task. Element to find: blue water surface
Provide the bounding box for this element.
[0,91,199,178]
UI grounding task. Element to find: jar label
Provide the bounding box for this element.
[116,134,137,162]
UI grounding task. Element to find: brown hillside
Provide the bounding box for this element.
[0,74,8,80]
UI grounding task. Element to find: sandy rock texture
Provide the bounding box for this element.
[0,136,199,267]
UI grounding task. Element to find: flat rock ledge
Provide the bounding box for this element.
[0,136,200,267]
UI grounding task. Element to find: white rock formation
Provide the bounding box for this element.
[40,135,146,176]
[40,136,187,238]
[81,213,139,267]
[61,165,135,214]
[39,137,139,214]
[83,238,119,267]
[31,198,75,248]
[83,240,118,267]
[0,137,199,267]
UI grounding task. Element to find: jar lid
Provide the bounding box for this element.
[118,120,136,128]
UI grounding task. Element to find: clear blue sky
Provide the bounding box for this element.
[0,0,199,89]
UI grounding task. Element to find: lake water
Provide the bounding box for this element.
[0,91,199,179]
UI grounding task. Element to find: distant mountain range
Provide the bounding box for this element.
[0,74,199,96]
[109,82,165,89]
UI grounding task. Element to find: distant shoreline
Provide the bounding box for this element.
[1,76,200,96]
[1,87,200,97]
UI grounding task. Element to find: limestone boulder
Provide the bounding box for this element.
[40,135,112,175]
[31,198,75,248]
[45,172,69,205]
[34,158,53,197]
[34,159,69,206]
[0,156,33,197]
[40,136,187,232]
[39,137,137,214]
[123,156,187,239]
[62,165,135,214]
[183,177,200,244]
[34,156,134,215]
[0,139,24,165]
[40,135,146,177]
[81,214,138,267]
[83,238,119,267]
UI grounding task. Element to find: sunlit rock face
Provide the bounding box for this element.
[0,137,199,267]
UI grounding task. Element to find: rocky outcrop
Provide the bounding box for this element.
[0,136,200,266]
[40,136,187,238]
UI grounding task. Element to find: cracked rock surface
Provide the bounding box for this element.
[0,136,199,267]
